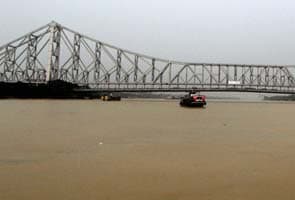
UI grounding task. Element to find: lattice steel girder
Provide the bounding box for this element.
[134,55,138,82]
[25,34,38,81]
[3,46,16,81]
[47,22,61,81]
[116,49,122,82]
[72,34,81,83]
[94,42,101,82]
[0,21,295,94]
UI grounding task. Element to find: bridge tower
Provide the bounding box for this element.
[46,21,61,81]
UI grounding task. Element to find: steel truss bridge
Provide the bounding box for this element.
[1,21,295,94]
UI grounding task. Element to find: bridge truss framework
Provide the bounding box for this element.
[0,21,295,94]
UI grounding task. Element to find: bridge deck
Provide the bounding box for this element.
[75,87,295,94]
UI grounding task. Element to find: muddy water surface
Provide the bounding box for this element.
[0,100,295,200]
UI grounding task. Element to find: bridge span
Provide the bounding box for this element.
[1,21,295,94]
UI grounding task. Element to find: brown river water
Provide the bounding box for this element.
[0,99,295,200]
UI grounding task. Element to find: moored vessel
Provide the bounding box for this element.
[180,92,207,107]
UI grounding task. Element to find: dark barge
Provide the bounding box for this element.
[0,80,100,99]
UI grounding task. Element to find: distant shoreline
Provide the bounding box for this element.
[123,98,295,104]
[264,95,295,101]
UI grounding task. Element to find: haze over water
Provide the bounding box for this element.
[1,100,295,199]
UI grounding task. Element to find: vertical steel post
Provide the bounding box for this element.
[218,65,221,86]
[226,65,229,86]
[257,67,261,86]
[151,58,155,82]
[250,66,253,85]
[234,65,237,81]
[94,42,101,84]
[265,66,269,86]
[169,63,172,84]
[26,34,38,81]
[47,22,61,81]
[116,49,122,83]
[72,34,81,83]
[3,46,16,81]
[134,55,138,82]
[241,66,245,85]
[202,64,204,87]
[210,65,213,86]
[193,65,196,85]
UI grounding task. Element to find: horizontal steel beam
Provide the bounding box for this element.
[74,88,295,94]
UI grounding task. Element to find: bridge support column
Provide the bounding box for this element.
[134,55,138,82]
[26,34,38,81]
[47,22,61,81]
[94,42,101,84]
[116,49,122,83]
[250,66,253,85]
[3,46,16,81]
[72,34,81,83]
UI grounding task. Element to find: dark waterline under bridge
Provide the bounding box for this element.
[1,21,295,94]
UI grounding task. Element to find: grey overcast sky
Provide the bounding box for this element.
[1,0,295,65]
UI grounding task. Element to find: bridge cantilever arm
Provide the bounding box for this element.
[0,23,52,52]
